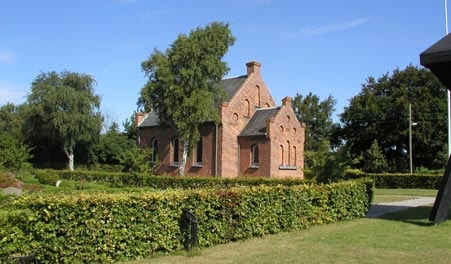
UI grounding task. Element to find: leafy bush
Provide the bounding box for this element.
[344,169,441,189]
[0,132,32,171]
[0,179,373,263]
[34,170,60,186]
[35,169,316,189]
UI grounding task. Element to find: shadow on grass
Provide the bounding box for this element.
[376,206,451,226]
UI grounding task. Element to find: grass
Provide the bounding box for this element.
[1,179,446,263]
[122,206,451,264]
[120,189,447,264]
[372,188,437,203]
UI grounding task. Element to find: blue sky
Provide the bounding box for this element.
[0,0,447,126]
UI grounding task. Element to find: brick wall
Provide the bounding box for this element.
[218,61,276,177]
[138,123,217,176]
[267,97,306,179]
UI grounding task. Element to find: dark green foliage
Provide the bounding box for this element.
[34,170,60,186]
[338,66,447,172]
[292,93,339,181]
[23,71,102,171]
[345,170,441,189]
[293,92,336,152]
[92,122,135,165]
[0,103,32,171]
[0,179,372,263]
[139,21,235,175]
[363,140,388,173]
[116,146,155,174]
[0,133,31,171]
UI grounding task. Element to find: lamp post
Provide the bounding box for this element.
[409,103,418,174]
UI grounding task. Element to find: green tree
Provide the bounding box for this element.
[0,132,31,171]
[292,92,336,180]
[116,145,154,173]
[123,112,137,141]
[293,92,336,152]
[363,140,388,173]
[138,22,235,176]
[1,103,43,169]
[24,71,102,171]
[339,65,447,172]
[92,122,135,165]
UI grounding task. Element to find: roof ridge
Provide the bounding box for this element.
[221,74,247,80]
[255,106,280,111]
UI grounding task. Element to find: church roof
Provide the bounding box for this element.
[138,75,248,128]
[215,75,247,101]
[239,107,280,136]
[137,112,159,128]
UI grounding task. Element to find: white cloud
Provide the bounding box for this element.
[0,51,13,64]
[0,81,27,105]
[283,17,370,40]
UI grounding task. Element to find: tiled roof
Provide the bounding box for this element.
[138,112,159,128]
[215,75,247,101]
[139,75,248,128]
[239,107,280,136]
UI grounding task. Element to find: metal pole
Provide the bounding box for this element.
[446,0,449,34]
[446,0,451,156]
[409,103,413,174]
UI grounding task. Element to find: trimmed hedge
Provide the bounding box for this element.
[344,170,441,189]
[0,179,373,263]
[36,169,315,189]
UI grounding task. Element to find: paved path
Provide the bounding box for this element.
[366,197,436,218]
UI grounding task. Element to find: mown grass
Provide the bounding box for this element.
[122,206,451,264]
[373,188,437,203]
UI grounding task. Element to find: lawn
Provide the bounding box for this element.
[121,189,450,264]
[372,188,437,203]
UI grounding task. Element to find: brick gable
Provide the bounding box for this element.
[137,61,305,179]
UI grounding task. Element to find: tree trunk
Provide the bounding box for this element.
[179,140,189,176]
[64,148,75,172]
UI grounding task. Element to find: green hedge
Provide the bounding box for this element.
[35,169,315,189]
[344,170,441,189]
[0,179,373,263]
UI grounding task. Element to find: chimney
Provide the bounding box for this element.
[246,61,261,75]
[282,96,292,107]
[135,112,146,127]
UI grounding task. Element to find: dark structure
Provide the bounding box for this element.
[420,33,451,223]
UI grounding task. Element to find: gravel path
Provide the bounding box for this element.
[366,197,436,218]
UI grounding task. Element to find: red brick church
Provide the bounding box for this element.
[136,61,306,178]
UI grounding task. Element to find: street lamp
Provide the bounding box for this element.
[409,103,418,174]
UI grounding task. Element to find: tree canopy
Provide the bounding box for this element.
[23,71,102,170]
[338,65,447,172]
[292,92,338,181]
[138,21,235,175]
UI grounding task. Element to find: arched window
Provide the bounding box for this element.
[287,141,291,165]
[245,99,250,117]
[195,138,203,166]
[293,146,297,166]
[151,138,158,164]
[280,144,284,165]
[171,137,179,165]
[251,144,259,166]
[256,85,261,106]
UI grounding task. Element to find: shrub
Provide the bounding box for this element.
[344,169,441,189]
[0,179,373,263]
[34,170,60,186]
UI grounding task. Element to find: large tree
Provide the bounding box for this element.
[92,122,135,165]
[292,92,337,181]
[0,103,31,170]
[138,22,235,176]
[338,65,447,172]
[24,71,102,171]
